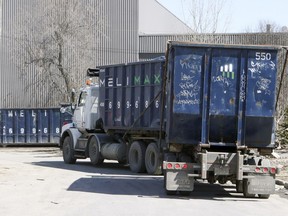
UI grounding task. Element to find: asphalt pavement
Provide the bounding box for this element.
[0,147,288,216]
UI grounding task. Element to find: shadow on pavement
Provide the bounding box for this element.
[32,160,257,201]
[31,160,131,175]
[67,175,251,200]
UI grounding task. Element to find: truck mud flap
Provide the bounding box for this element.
[166,170,194,191]
[246,176,275,194]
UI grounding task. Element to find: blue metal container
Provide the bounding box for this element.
[0,108,63,145]
[99,42,280,149]
[167,43,279,148]
[99,60,165,132]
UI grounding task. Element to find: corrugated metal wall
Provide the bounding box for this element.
[139,33,288,55]
[1,0,288,109]
[0,0,139,108]
[94,0,139,66]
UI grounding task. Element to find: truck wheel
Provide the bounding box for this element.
[129,141,146,173]
[145,142,162,175]
[62,136,76,164]
[89,136,104,165]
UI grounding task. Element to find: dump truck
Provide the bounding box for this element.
[60,41,284,198]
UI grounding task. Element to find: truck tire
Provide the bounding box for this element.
[129,141,146,173]
[89,136,104,165]
[145,142,162,175]
[62,136,77,164]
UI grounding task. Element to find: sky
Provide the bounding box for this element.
[157,0,288,33]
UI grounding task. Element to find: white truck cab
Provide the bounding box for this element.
[73,84,100,132]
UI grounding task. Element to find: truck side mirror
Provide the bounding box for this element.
[60,105,73,115]
[60,107,67,114]
[71,88,76,103]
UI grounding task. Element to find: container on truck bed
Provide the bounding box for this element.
[60,41,284,198]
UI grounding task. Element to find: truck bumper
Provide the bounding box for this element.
[163,151,277,194]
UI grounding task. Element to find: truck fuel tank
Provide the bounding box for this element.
[101,142,127,163]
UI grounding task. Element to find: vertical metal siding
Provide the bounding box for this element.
[139,33,288,54]
[0,0,139,108]
[1,0,42,108]
[1,0,288,109]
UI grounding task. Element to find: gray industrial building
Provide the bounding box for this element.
[0,0,192,108]
[1,0,288,108]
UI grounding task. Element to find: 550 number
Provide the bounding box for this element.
[255,52,271,61]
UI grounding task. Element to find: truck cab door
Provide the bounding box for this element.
[73,91,87,130]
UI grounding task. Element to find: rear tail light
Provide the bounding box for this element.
[174,164,181,169]
[263,167,269,173]
[255,166,276,174]
[270,167,276,174]
[167,163,173,169]
[165,163,188,170]
[182,164,188,169]
[255,167,261,173]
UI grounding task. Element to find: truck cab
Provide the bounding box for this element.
[73,83,101,132]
